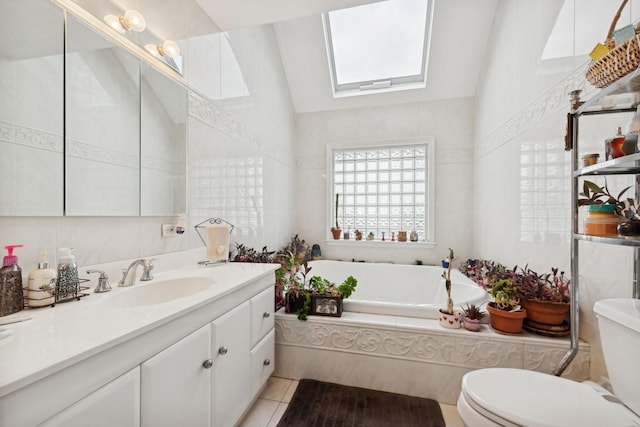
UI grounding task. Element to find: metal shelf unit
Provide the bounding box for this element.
[558,79,640,375]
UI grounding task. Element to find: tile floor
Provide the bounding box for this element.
[238,376,464,427]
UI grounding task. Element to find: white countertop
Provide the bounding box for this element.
[0,260,279,397]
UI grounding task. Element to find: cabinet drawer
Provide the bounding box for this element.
[41,367,140,427]
[251,287,275,346]
[250,330,275,398]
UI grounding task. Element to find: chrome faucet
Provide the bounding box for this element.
[118,258,157,287]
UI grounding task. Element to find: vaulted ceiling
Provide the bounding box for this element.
[62,0,499,113]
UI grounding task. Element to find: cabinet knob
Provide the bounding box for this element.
[202,359,213,369]
[218,346,228,355]
[263,359,271,366]
[263,312,270,318]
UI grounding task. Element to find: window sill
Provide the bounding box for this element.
[324,239,436,249]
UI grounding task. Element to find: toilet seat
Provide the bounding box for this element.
[460,368,637,427]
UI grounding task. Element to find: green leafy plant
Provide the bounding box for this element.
[578,179,631,214]
[490,278,520,311]
[337,276,358,299]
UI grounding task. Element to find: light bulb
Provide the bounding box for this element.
[104,15,125,34]
[104,10,145,33]
[157,40,180,58]
[121,10,146,32]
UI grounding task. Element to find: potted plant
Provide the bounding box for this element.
[579,179,630,236]
[310,275,357,317]
[518,267,570,326]
[618,197,640,236]
[486,278,527,334]
[282,257,358,320]
[461,303,486,332]
[438,248,461,329]
[331,193,342,239]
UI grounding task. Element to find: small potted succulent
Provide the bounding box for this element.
[461,304,486,332]
[486,278,527,334]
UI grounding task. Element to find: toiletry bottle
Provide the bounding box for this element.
[27,252,56,307]
[609,127,626,159]
[0,244,24,317]
[56,247,78,301]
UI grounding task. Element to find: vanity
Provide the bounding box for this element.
[0,260,278,426]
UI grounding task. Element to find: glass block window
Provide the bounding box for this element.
[331,142,433,242]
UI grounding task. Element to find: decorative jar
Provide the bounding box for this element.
[584,205,619,236]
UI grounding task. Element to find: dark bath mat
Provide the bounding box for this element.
[277,379,446,427]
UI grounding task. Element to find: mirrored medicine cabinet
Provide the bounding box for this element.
[0,0,187,217]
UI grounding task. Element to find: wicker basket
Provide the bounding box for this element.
[586,0,640,88]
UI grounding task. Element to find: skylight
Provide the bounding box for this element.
[323,0,432,97]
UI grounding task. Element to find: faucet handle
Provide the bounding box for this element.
[87,269,112,293]
[118,268,128,286]
[140,258,158,281]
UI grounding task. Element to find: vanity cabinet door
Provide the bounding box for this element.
[141,324,212,427]
[250,330,275,397]
[212,301,251,427]
[41,367,140,427]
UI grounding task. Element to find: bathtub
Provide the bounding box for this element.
[305,260,488,319]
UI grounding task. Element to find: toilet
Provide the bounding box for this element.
[457,298,640,426]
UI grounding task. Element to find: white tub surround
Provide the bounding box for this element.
[306,260,488,318]
[274,312,590,405]
[0,259,278,427]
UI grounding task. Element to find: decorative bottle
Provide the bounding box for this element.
[56,248,78,301]
[27,252,56,307]
[609,127,626,159]
[0,244,24,317]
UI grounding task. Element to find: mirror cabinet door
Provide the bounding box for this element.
[65,16,141,216]
[140,64,187,216]
[0,0,64,215]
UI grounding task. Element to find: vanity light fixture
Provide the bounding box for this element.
[104,10,146,34]
[145,40,181,58]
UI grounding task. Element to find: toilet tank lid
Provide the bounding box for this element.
[594,298,640,333]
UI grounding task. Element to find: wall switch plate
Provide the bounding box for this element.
[161,224,178,237]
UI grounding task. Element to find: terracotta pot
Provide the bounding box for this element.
[438,309,461,329]
[331,228,342,240]
[463,317,482,332]
[487,302,527,334]
[520,299,569,326]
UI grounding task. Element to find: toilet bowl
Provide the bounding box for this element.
[457,368,637,426]
[457,298,640,427]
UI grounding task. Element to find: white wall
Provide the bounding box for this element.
[473,0,638,382]
[295,97,475,265]
[0,6,296,273]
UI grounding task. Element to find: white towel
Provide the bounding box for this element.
[206,224,230,262]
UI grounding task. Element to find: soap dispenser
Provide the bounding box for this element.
[0,244,24,317]
[56,247,78,301]
[27,252,56,307]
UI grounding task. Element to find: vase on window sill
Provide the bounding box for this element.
[331,227,341,240]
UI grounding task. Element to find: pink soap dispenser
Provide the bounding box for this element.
[0,244,24,317]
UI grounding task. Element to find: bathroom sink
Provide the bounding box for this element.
[101,276,214,308]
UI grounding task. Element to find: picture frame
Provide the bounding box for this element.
[311,295,342,317]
